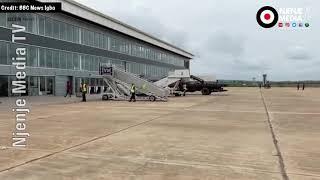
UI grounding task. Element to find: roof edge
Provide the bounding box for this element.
[36,0,194,59]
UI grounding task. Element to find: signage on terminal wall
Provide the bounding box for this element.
[100,66,113,76]
[256,6,311,29]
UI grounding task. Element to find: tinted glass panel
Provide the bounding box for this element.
[46,49,53,68]
[73,26,79,43]
[27,46,38,67]
[67,24,73,42]
[52,50,59,68]
[81,55,85,70]
[60,52,67,69]
[38,15,45,35]
[66,52,73,69]
[45,18,53,37]
[0,42,8,65]
[39,48,45,67]
[59,23,67,40]
[0,13,6,27]
[53,20,60,39]
[73,54,80,70]
[26,13,37,33]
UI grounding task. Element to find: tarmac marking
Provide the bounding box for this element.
[63,152,283,176]
[92,106,272,115]
[0,99,213,174]
[270,111,320,115]
[286,172,320,178]
[0,147,54,153]
[30,110,81,120]
[261,90,290,180]
[96,106,180,111]
[184,109,266,114]
[0,116,166,174]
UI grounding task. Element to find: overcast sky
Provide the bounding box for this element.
[75,0,319,81]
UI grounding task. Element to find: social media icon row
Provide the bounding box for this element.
[278,22,310,28]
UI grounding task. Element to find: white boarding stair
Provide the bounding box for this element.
[101,65,168,101]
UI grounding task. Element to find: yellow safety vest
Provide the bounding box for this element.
[82,84,87,93]
[130,85,136,93]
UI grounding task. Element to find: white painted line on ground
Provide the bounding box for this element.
[270,112,320,115]
[32,111,81,120]
[64,152,282,176]
[185,109,266,114]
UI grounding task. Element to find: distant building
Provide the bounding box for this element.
[263,74,267,86]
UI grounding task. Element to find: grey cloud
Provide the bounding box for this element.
[101,4,191,50]
[206,32,246,58]
[233,58,270,71]
[75,0,320,81]
[286,46,312,61]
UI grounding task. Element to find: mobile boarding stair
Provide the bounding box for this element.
[154,69,190,96]
[100,64,169,101]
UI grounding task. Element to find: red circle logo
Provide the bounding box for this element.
[257,6,279,28]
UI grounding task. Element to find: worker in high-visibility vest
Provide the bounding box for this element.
[81,82,87,102]
[129,83,136,102]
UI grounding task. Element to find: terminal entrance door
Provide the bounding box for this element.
[0,76,8,97]
[39,77,54,96]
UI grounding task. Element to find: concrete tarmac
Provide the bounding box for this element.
[0,87,319,180]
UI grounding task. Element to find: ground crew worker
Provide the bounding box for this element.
[129,83,136,102]
[81,82,87,102]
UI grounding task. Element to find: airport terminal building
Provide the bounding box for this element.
[0,0,193,97]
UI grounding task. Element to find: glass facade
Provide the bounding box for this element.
[0,13,6,27]
[1,13,187,70]
[0,75,59,97]
[27,46,38,67]
[0,41,8,65]
[0,12,190,97]
[0,42,172,78]
[0,7,192,98]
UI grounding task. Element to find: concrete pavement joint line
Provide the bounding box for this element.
[270,111,320,115]
[0,147,57,153]
[96,106,181,111]
[286,172,320,178]
[0,98,213,174]
[65,149,276,164]
[260,90,289,180]
[0,115,166,174]
[64,152,282,176]
[185,109,266,114]
[99,106,268,115]
[148,159,281,175]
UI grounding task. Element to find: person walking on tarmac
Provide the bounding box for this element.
[129,83,136,102]
[81,82,87,102]
[64,81,72,98]
[302,83,305,91]
[297,83,300,91]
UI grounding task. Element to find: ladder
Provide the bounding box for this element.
[100,64,169,101]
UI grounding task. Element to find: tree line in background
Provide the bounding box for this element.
[219,80,320,87]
